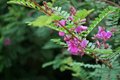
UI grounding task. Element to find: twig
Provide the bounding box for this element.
[91,53,112,69]
[31,0,52,16]
[99,0,120,8]
[58,22,82,42]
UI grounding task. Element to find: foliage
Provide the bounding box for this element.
[86,6,117,37]
[7,0,40,10]
[0,0,120,80]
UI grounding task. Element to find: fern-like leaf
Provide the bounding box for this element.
[7,0,39,10]
[7,0,52,15]
[70,62,101,69]
[86,6,117,37]
[53,7,70,19]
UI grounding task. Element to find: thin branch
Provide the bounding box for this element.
[91,53,112,69]
[31,0,52,16]
[59,24,82,42]
[99,0,120,8]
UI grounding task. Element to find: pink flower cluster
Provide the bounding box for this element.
[95,27,112,41]
[94,27,112,48]
[57,20,88,56]
[67,38,88,56]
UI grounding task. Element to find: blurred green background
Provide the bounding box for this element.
[0,0,120,80]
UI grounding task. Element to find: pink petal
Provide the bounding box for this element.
[59,20,66,27]
[106,31,112,39]
[96,34,102,39]
[75,26,82,33]
[81,26,87,31]
[80,39,88,48]
[75,26,87,33]
[68,16,74,21]
[67,40,79,55]
[58,31,65,36]
[98,26,105,33]
[101,31,106,38]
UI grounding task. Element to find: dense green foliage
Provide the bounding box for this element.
[0,0,120,80]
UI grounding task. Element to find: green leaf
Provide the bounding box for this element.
[28,15,53,27]
[62,57,73,64]
[53,7,70,19]
[42,61,54,68]
[51,14,63,20]
[7,0,41,10]
[51,38,67,46]
[94,48,113,54]
[42,41,61,49]
[74,9,94,21]
[60,65,71,72]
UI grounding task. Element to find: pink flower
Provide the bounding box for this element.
[4,38,11,46]
[66,38,88,56]
[75,26,87,33]
[101,31,112,40]
[96,27,112,41]
[58,20,66,27]
[58,31,65,36]
[67,39,79,55]
[68,16,74,21]
[80,39,88,48]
